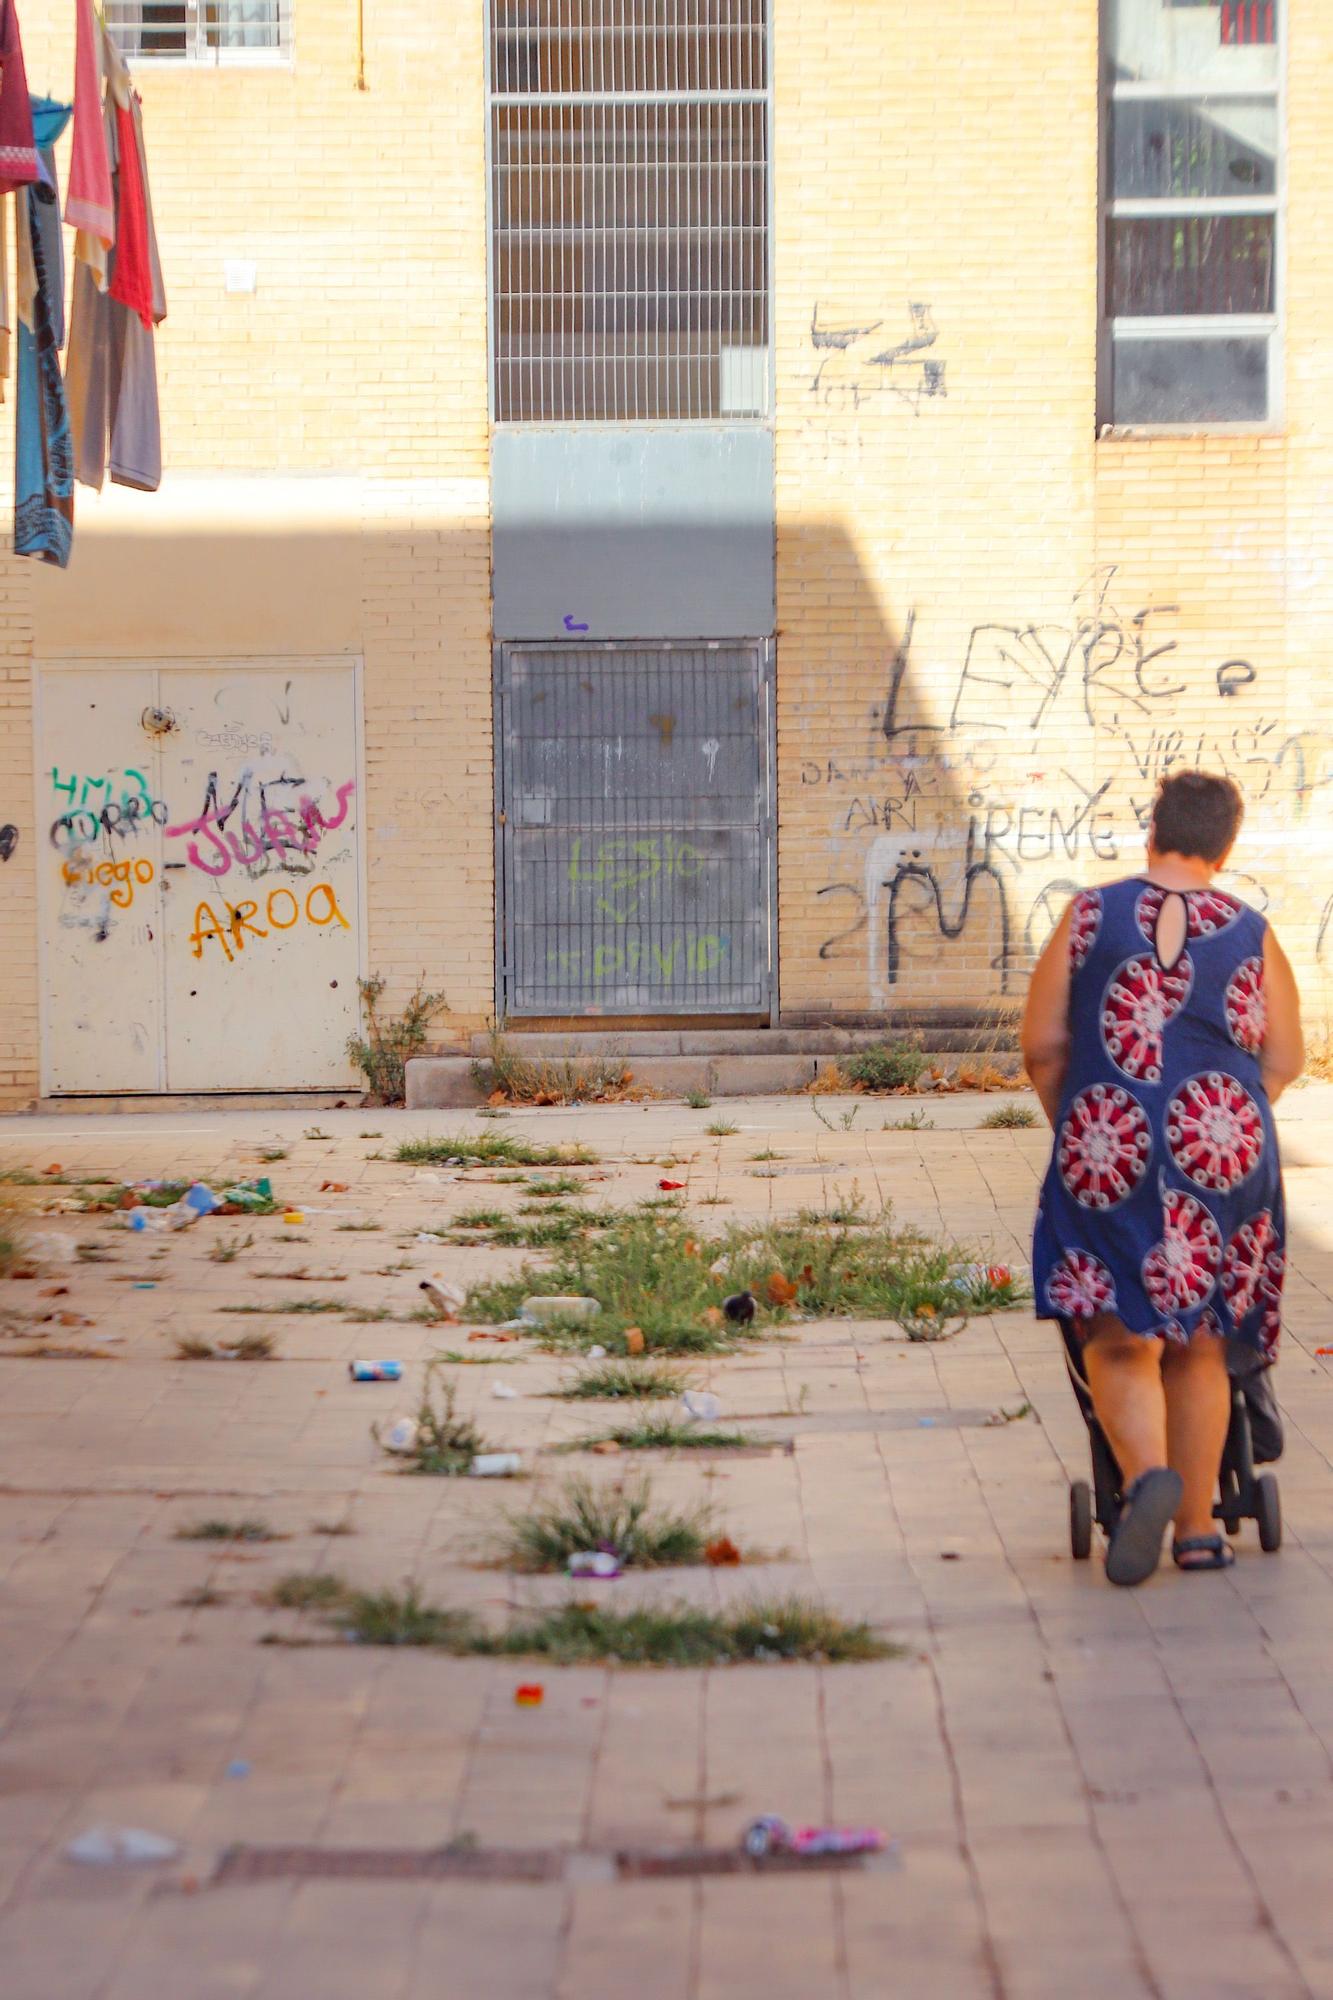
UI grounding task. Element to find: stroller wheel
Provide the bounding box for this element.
[1255,1472,1282,1553]
[1070,1480,1093,1561]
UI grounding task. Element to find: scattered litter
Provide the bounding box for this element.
[220,1179,276,1214]
[471,1452,522,1478]
[38,1285,69,1299]
[66,1826,181,1867]
[587,1345,607,1360]
[349,1360,403,1382]
[42,1163,63,1176]
[419,1278,466,1320]
[115,1183,220,1233]
[132,1282,156,1291]
[952,1261,1014,1292]
[722,1291,756,1326]
[381,1416,420,1454]
[319,1182,350,1193]
[521,1295,600,1325]
[224,1760,251,1781]
[940,1552,962,1562]
[682,1391,722,1424]
[514,1683,544,1707]
[1317,1347,1333,1357]
[415,1231,446,1244]
[282,1210,305,1226]
[705,1536,742,1567]
[568,1551,622,1579]
[742,1817,888,1862]
[917,1417,937,1428]
[658,1179,686,1191]
[624,1327,646,1356]
[491,1381,520,1400]
[708,1255,729,1278]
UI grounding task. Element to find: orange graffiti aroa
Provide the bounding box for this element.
[189,881,350,962]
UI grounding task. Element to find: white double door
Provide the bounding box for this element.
[38,661,363,1093]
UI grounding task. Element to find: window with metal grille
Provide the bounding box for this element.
[488,1,771,423]
[1101,0,1283,427]
[103,0,289,63]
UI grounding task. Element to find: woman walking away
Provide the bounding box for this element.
[1022,771,1304,1585]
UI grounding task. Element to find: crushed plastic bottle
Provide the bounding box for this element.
[681,1390,722,1424]
[66,1826,181,1867]
[521,1296,601,1324]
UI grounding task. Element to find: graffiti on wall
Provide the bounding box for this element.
[810,303,949,416]
[806,567,1333,1004]
[0,824,17,861]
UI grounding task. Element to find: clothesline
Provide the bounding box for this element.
[0,0,166,570]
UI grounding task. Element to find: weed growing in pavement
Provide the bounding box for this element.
[0,1212,25,1278]
[218,1297,348,1316]
[359,1131,383,1139]
[179,1587,227,1608]
[811,1100,861,1133]
[560,1418,755,1452]
[524,1175,587,1198]
[501,1476,711,1572]
[259,1148,288,1163]
[312,1520,357,1536]
[347,974,450,1105]
[303,1128,331,1142]
[269,1573,349,1611]
[271,1579,897,1665]
[979,1103,1040,1129]
[336,1221,382,1232]
[705,1119,739,1137]
[175,1331,277,1361]
[431,1348,522,1366]
[209,1232,256,1262]
[345,1306,396,1324]
[884,1111,935,1131]
[555,1359,691,1400]
[74,1239,116,1263]
[698,1195,731,1206]
[448,1206,616,1251]
[395,1133,598,1169]
[374,1367,490,1476]
[840,1041,930,1092]
[684,1090,712,1109]
[176,1518,278,1543]
[473,1030,642,1107]
[749,1148,782,1162]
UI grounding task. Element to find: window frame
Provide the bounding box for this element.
[483,3,776,429]
[102,0,292,67]
[1097,0,1286,436]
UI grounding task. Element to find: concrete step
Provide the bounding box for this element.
[464,1025,1018,1059]
[406,1045,1022,1110]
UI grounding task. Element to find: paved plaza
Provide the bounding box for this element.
[4,1089,1333,1998]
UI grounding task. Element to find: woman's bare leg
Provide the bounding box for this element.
[1083,1317,1168,1485]
[1161,1329,1232,1551]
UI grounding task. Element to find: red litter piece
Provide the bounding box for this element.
[514,1683,545,1708]
[658,1179,686,1191]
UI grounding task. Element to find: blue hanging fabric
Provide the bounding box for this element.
[15,97,74,567]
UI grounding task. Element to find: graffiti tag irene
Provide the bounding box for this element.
[189,882,351,962]
[166,775,356,880]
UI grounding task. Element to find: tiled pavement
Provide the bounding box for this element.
[3,1088,1333,1998]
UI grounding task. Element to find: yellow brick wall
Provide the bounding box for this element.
[773,0,1333,1034]
[1,0,1329,1106]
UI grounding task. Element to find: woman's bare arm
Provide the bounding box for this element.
[1021,903,1074,1129]
[1262,926,1305,1105]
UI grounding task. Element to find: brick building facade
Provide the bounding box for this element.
[0,0,1326,1104]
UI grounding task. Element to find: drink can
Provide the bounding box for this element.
[348,1360,403,1382]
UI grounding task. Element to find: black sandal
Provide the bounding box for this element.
[1105,1467,1184,1587]
[1172,1534,1236,1572]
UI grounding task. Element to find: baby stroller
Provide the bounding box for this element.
[1060,1320,1283,1560]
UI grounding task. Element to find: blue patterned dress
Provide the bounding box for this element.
[1033,877,1284,1364]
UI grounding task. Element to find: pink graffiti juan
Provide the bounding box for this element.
[165,781,355,879]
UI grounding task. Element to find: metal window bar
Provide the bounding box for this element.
[488,1,771,423]
[103,0,289,62]
[1101,0,1283,424]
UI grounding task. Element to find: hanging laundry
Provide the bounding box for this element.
[65,0,114,254]
[14,98,74,567]
[0,196,10,400]
[0,0,39,196]
[66,26,164,494]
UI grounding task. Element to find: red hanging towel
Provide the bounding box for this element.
[0,0,40,196]
[66,0,114,244]
[108,94,153,329]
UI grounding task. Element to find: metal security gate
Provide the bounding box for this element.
[496,643,774,1016]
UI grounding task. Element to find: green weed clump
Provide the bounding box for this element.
[840,1042,929,1092]
[270,1579,899,1667]
[979,1103,1040,1129]
[563,1418,753,1452]
[472,1032,639,1106]
[555,1360,690,1401]
[347,973,449,1106]
[176,1518,277,1543]
[395,1133,598,1168]
[375,1367,490,1476]
[502,1476,710,1572]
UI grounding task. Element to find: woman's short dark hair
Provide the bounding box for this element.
[1150,770,1244,863]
